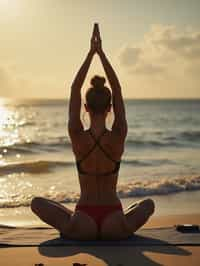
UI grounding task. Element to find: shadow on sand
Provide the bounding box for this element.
[38,235,191,266]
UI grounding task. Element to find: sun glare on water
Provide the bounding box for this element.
[0,99,20,151]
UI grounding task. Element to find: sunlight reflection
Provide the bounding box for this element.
[0,99,20,148]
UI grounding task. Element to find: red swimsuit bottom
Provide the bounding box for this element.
[75,203,123,232]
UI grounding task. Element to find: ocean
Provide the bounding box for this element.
[0,98,200,221]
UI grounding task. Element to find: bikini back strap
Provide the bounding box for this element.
[77,128,107,163]
[89,129,118,163]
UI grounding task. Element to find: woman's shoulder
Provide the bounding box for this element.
[70,127,126,152]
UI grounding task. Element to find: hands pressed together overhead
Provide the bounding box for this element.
[69,22,125,135]
[90,23,103,56]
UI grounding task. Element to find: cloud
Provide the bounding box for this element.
[118,24,200,76]
[131,63,165,75]
[117,24,200,98]
[152,26,200,60]
[119,46,141,67]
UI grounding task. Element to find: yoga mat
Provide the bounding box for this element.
[0,225,200,247]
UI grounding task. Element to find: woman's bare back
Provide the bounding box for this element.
[70,128,124,203]
[64,127,133,240]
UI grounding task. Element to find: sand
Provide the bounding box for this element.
[0,213,200,266]
[144,213,200,228]
[0,246,199,266]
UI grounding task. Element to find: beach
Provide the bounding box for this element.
[0,98,200,265]
[1,197,200,265]
[0,244,199,266]
[1,0,200,263]
[1,190,200,228]
[0,213,200,266]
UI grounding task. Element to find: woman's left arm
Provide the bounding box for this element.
[68,50,94,135]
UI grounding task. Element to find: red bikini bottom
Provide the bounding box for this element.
[75,203,123,231]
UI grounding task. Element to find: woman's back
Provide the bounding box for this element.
[70,127,125,205]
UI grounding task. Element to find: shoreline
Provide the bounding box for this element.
[1,192,200,266]
[1,190,200,227]
[1,213,200,229]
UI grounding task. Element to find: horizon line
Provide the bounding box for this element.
[1,96,200,101]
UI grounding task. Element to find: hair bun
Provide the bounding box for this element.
[91,75,106,88]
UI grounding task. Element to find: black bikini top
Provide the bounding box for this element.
[76,128,121,176]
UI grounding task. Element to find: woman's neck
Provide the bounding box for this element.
[90,115,106,134]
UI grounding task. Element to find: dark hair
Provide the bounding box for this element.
[85,75,111,114]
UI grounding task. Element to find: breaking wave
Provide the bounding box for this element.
[179,131,200,142]
[0,175,200,208]
[118,175,200,197]
[0,158,177,176]
[0,160,74,175]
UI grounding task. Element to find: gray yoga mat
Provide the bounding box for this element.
[0,225,200,247]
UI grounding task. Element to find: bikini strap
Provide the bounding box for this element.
[89,129,119,163]
[77,128,107,163]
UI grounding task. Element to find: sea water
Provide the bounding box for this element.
[0,98,200,215]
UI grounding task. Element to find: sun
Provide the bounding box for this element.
[0,0,14,8]
[0,0,20,17]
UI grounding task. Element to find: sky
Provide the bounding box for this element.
[0,0,200,99]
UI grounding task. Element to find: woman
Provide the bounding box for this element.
[31,24,155,240]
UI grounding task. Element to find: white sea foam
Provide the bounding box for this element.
[117,175,200,197]
[0,175,199,208]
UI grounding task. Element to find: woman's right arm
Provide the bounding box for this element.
[99,50,127,137]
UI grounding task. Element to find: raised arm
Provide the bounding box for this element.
[96,28,127,136]
[68,32,96,135]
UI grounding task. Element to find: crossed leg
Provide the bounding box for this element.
[125,198,155,233]
[31,197,73,233]
[31,197,155,237]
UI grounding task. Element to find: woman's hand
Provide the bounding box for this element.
[89,23,103,55]
[96,36,103,55]
[95,24,103,55]
[90,35,96,55]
